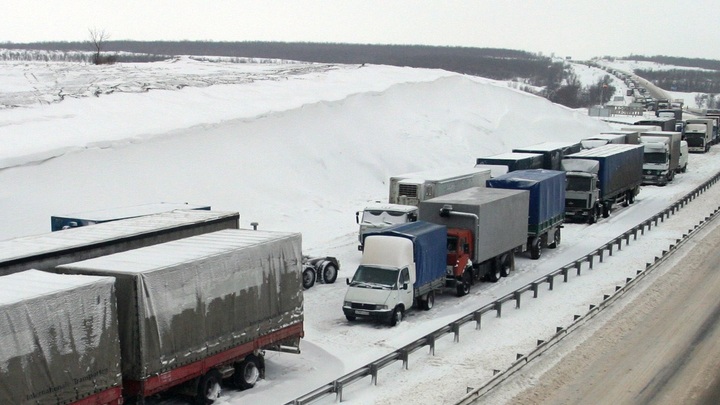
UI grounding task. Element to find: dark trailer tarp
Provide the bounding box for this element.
[56,229,303,383]
[564,144,644,200]
[486,169,566,235]
[362,221,446,288]
[0,270,121,405]
[0,209,239,277]
[475,152,544,172]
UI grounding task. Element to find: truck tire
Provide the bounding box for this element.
[302,267,316,289]
[321,262,338,284]
[501,254,514,277]
[421,291,435,310]
[234,355,261,390]
[389,307,403,326]
[196,370,222,405]
[602,204,610,218]
[548,228,561,249]
[530,237,542,260]
[487,263,502,282]
[456,270,472,296]
[628,190,636,204]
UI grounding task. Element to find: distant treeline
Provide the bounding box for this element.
[622,54,720,71]
[633,69,720,93]
[1,41,563,85]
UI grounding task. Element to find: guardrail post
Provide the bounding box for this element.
[575,261,582,276]
[532,282,539,298]
[427,334,436,356]
[587,255,593,270]
[451,322,461,343]
[474,311,482,330]
[633,228,638,240]
[514,291,522,309]
[598,248,604,263]
[495,301,503,318]
[562,267,569,283]
[370,364,379,385]
[547,274,554,290]
[400,349,409,370]
[608,243,614,256]
[335,381,343,402]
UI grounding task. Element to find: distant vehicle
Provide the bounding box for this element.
[475,152,545,173]
[640,131,682,186]
[512,141,582,170]
[684,118,715,153]
[678,141,689,173]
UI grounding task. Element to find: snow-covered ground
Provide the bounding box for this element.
[2,56,719,405]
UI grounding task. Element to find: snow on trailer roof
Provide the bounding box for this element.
[57,228,300,274]
[566,143,643,158]
[0,210,238,262]
[513,141,580,152]
[392,166,490,181]
[423,186,527,205]
[52,202,210,222]
[477,152,543,160]
[0,269,111,305]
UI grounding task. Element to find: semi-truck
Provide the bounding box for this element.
[635,117,676,132]
[684,118,714,152]
[562,144,644,223]
[487,169,566,259]
[511,141,582,170]
[356,167,490,250]
[475,152,545,173]
[343,221,447,325]
[55,228,305,404]
[418,187,529,296]
[51,202,211,231]
[0,209,240,277]
[0,270,122,405]
[640,131,682,185]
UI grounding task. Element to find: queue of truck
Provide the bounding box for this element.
[2,110,712,404]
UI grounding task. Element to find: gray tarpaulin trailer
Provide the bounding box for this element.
[56,228,304,403]
[0,209,239,277]
[0,270,122,405]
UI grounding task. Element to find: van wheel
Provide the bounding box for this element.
[234,355,261,390]
[302,267,316,289]
[196,370,222,405]
[421,291,435,310]
[389,307,403,326]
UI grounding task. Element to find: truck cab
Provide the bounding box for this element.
[563,165,601,223]
[446,228,474,296]
[640,133,680,186]
[356,203,418,250]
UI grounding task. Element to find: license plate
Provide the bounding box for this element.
[355,310,370,316]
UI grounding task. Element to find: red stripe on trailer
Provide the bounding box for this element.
[72,386,123,405]
[123,322,304,398]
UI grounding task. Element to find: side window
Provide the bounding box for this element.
[400,268,410,284]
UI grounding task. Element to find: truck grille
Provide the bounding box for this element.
[351,303,382,310]
[565,199,586,209]
[398,184,418,198]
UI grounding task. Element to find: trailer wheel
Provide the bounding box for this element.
[530,237,542,260]
[548,229,561,249]
[602,204,610,218]
[421,291,435,310]
[321,262,338,284]
[302,267,316,289]
[196,370,222,405]
[500,254,513,277]
[389,307,403,326]
[628,190,636,204]
[487,262,502,282]
[234,355,261,390]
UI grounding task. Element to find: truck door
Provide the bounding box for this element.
[399,267,414,309]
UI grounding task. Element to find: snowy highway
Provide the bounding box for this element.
[1,56,717,404]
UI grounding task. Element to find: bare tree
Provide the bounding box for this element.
[88,28,110,64]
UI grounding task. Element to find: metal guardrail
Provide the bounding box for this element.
[285,169,720,405]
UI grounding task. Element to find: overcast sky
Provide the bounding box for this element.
[3,0,718,60]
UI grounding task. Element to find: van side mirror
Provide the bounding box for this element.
[355,211,360,224]
[346,278,351,285]
[402,283,409,290]
[408,212,417,222]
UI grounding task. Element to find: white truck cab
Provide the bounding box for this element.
[355,203,418,250]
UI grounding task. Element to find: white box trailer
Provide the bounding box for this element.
[388,167,491,206]
[0,270,122,405]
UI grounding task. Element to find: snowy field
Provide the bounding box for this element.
[1,56,717,404]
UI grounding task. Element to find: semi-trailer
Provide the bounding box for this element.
[51,202,211,231]
[0,209,240,277]
[343,221,447,325]
[475,152,545,173]
[55,228,305,404]
[512,141,582,170]
[0,270,122,405]
[580,133,627,149]
[562,144,644,223]
[418,187,529,296]
[487,169,566,259]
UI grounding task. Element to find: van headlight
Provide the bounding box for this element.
[376,305,388,310]
[343,301,352,307]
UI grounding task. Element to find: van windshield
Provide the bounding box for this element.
[351,265,398,288]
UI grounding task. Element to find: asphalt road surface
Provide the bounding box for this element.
[507,218,720,405]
